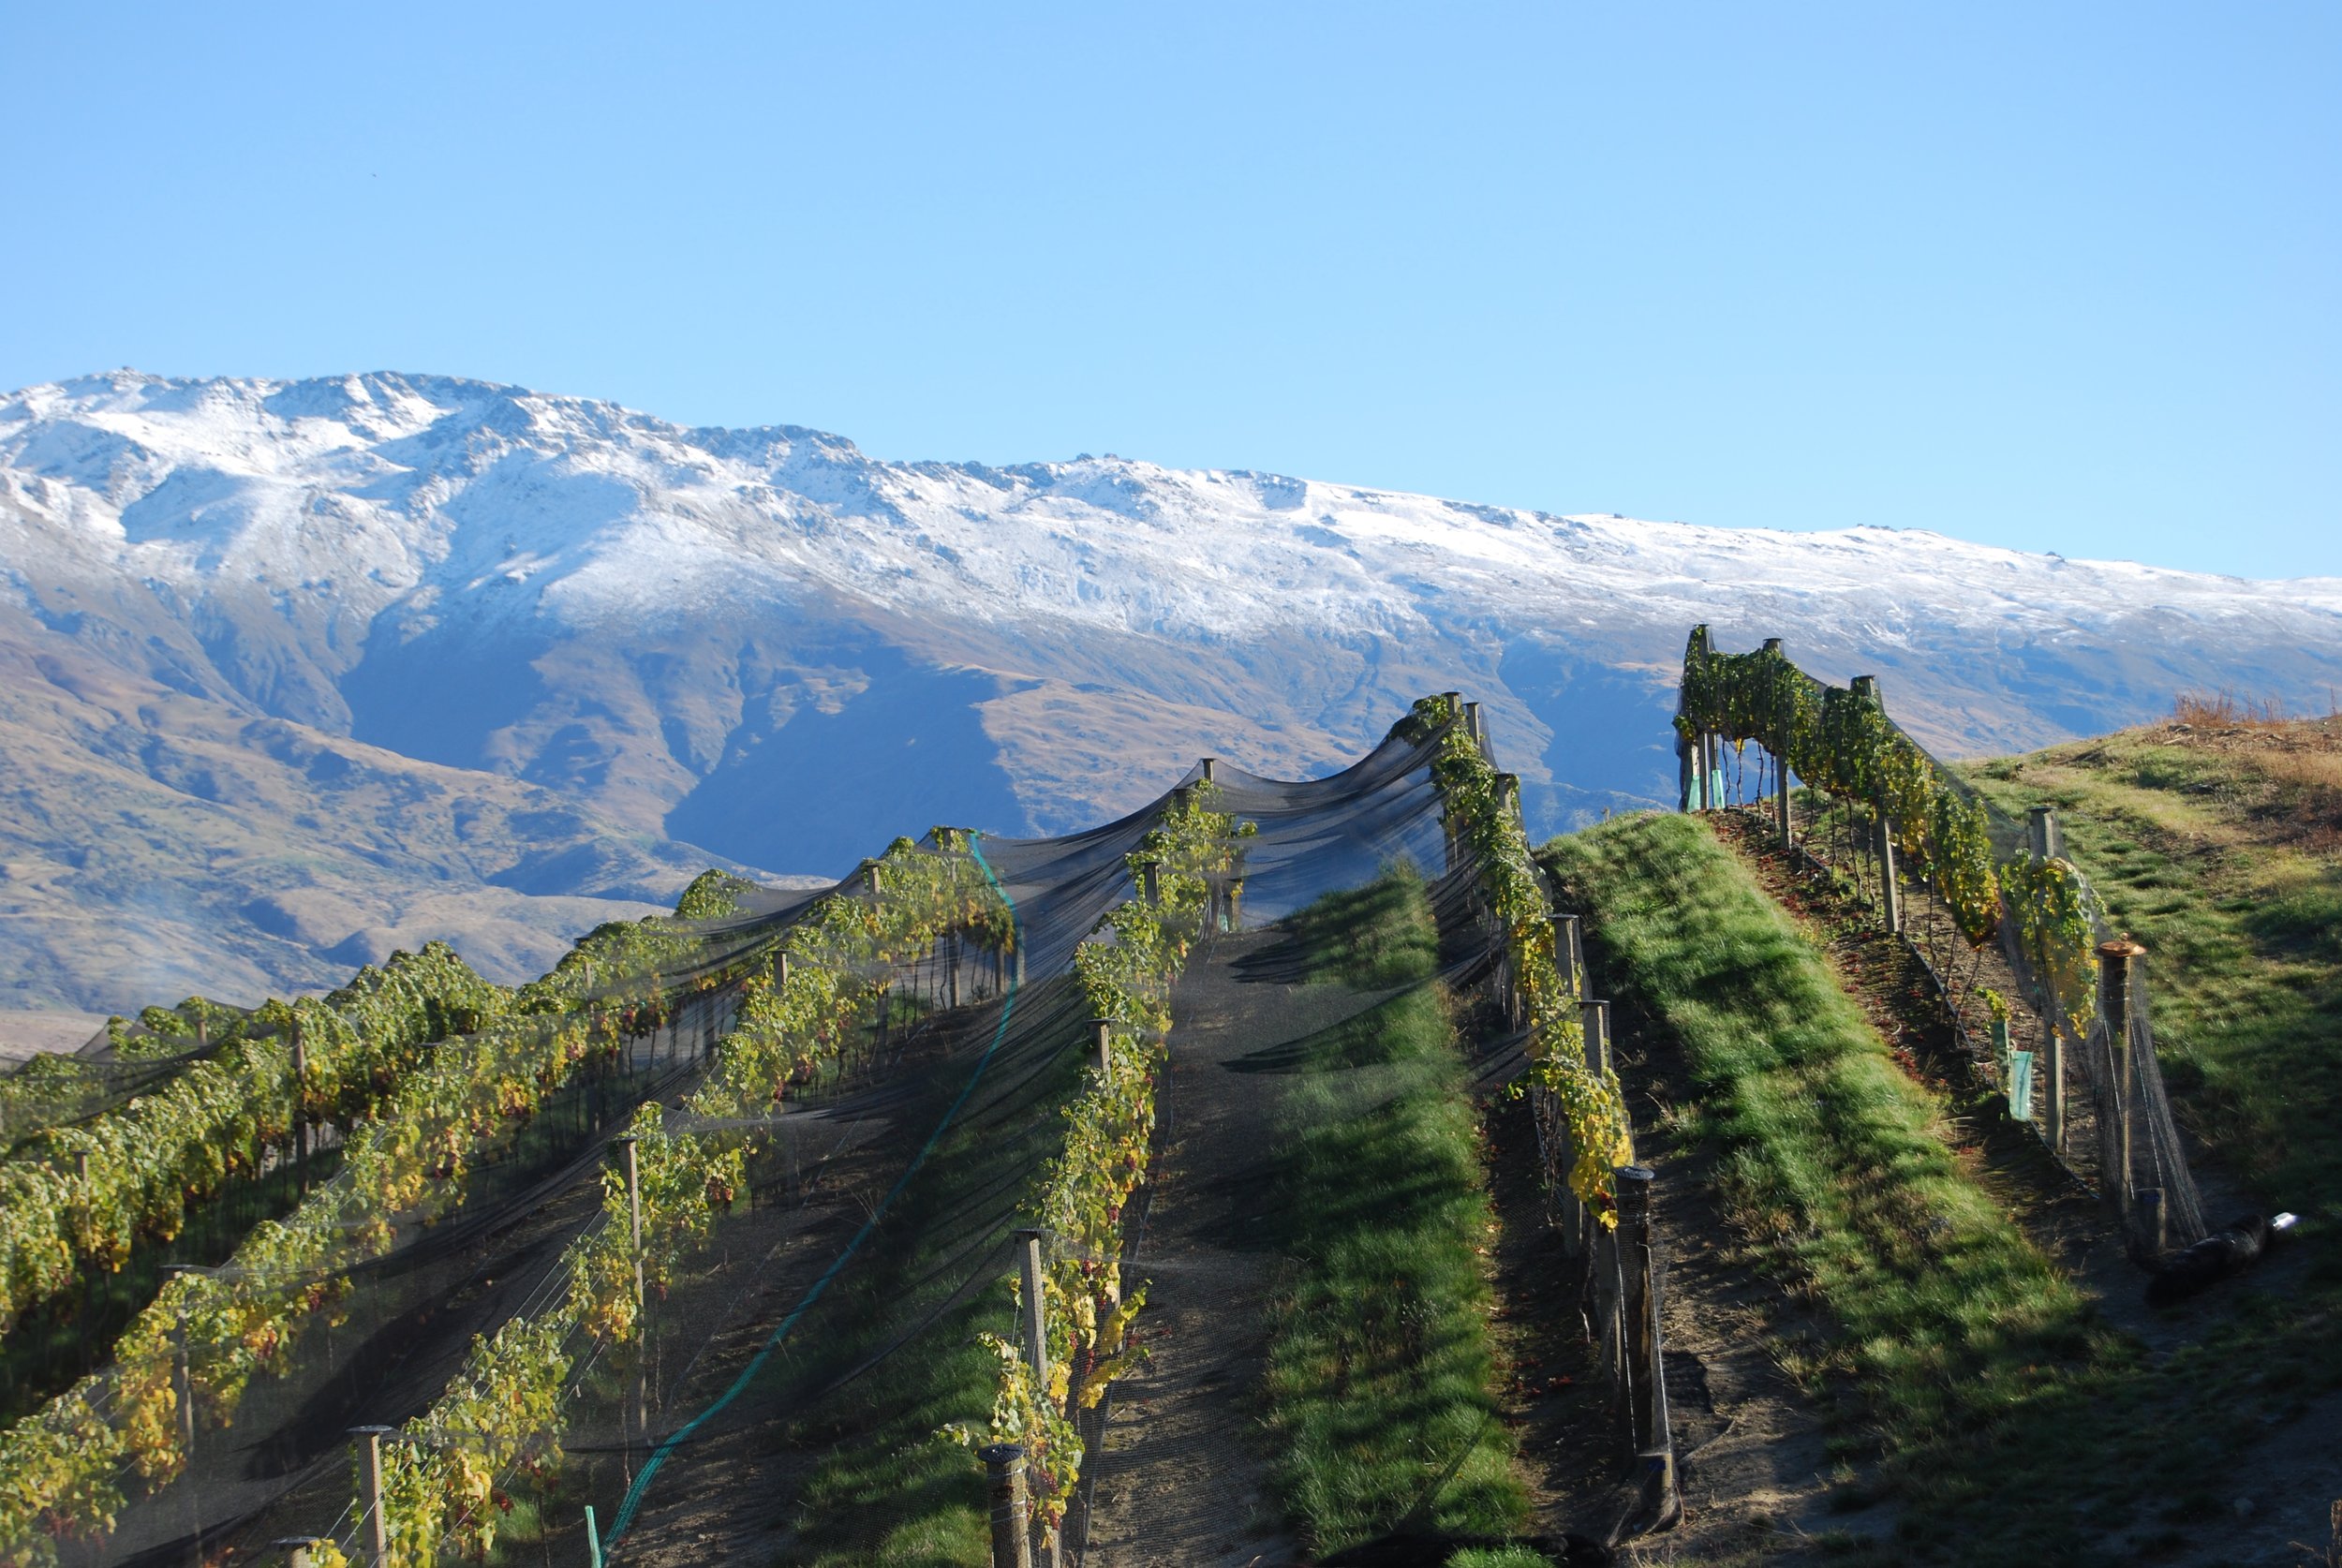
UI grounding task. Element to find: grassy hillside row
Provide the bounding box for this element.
[1545,814,2118,1564]
[1259,869,1526,1550]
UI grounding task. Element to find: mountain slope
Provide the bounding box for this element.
[5,369,2339,1010]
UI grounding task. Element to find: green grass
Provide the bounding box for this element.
[1545,814,2125,1562]
[1259,869,1528,1550]
[1961,728,2342,1223]
[1545,809,2342,1564]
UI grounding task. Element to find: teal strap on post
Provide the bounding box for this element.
[599,836,1024,1553]
[585,1504,603,1568]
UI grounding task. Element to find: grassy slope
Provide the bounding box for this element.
[1960,717,2342,1223]
[1259,869,1528,1550]
[1544,814,2129,1564]
[1956,721,2342,1546]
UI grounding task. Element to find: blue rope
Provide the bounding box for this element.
[603,838,1022,1549]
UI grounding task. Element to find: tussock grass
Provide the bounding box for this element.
[1544,815,2129,1562]
[1260,870,1528,1550]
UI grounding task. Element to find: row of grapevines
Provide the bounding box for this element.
[0,943,510,1338]
[0,878,788,1568]
[1674,625,2103,1026]
[970,781,1251,1533]
[1397,694,1636,1217]
[352,837,1013,1564]
[0,999,248,1153]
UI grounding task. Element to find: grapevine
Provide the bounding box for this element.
[0,943,510,1339]
[1675,626,2004,946]
[1397,694,1635,1217]
[971,780,1248,1531]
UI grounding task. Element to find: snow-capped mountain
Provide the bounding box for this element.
[6,369,2339,1010]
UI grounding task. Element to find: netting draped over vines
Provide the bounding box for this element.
[1398,695,1634,1216]
[3,696,1584,1567]
[362,841,1013,1563]
[973,780,1249,1531]
[0,861,853,1567]
[0,944,510,1340]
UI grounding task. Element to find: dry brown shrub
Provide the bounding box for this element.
[2172,688,2291,728]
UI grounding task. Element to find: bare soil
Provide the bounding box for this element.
[1482,968,1894,1565]
[1078,927,1316,1567]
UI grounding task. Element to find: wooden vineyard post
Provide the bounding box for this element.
[2027,805,2064,863]
[981,1444,1033,1568]
[1015,1229,1049,1388]
[1090,1019,1112,1077]
[353,1426,392,1568]
[621,1132,648,1460]
[1549,915,1587,1253]
[1553,914,1582,1001]
[620,1136,645,1317]
[174,1294,200,1555]
[1764,639,1794,848]
[1583,999,1622,1162]
[2023,807,2068,1153]
[1616,1164,1678,1526]
[2042,1020,2066,1154]
[2098,939,2146,1231]
[1849,676,1902,934]
[1463,700,1483,752]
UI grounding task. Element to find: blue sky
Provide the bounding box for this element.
[4,3,2334,578]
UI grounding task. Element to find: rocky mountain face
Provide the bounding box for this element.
[6,370,2339,1012]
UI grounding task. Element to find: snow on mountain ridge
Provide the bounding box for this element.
[7,369,2335,658]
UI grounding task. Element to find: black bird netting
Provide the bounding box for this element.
[7,704,1667,1568]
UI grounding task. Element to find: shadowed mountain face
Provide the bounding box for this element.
[6,369,2341,1011]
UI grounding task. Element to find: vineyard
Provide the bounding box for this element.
[0,653,2335,1567]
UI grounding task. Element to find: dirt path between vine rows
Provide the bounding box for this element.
[1078,927,1330,1567]
[1482,963,1893,1563]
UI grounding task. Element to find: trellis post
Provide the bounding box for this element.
[980,1444,1033,1568]
[1616,1164,1676,1522]
[1764,639,1794,848]
[1552,914,1582,1002]
[352,1426,392,1568]
[1015,1229,1050,1387]
[1850,676,1901,933]
[619,1135,645,1317]
[1090,1018,1112,1076]
[2027,805,2064,862]
[2098,939,2146,1228]
[1540,916,1587,1252]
